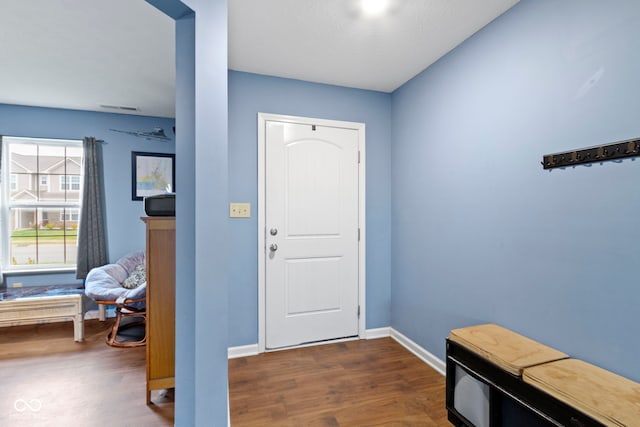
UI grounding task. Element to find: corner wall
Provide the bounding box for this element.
[390,0,640,381]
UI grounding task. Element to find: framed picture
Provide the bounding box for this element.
[131,151,175,201]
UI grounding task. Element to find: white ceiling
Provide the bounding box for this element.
[0,0,519,119]
[0,0,175,118]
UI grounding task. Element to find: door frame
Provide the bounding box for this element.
[257,112,366,352]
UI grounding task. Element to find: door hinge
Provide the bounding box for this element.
[358,150,361,164]
[358,228,360,241]
[357,305,361,318]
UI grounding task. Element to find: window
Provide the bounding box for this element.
[60,175,80,191]
[39,175,49,195]
[60,209,80,222]
[1,137,83,270]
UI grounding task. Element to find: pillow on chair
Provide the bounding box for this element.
[84,250,146,307]
[123,264,146,289]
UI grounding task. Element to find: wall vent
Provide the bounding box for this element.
[99,104,139,112]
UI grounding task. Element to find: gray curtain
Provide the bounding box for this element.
[76,137,108,279]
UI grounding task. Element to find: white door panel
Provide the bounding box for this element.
[285,257,342,315]
[265,120,359,349]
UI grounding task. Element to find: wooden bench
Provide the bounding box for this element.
[449,323,568,376]
[446,324,640,426]
[0,285,92,342]
[524,358,640,427]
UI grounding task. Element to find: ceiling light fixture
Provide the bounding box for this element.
[360,0,390,17]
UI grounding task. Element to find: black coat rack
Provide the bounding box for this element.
[542,137,640,170]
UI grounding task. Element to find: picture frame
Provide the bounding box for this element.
[131,151,175,201]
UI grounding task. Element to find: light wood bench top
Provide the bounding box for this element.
[449,324,568,376]
[524,358,640,427]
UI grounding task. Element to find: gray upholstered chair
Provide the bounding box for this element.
[84,251,146,347]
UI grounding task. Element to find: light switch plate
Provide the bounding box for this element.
[229,202,251,218]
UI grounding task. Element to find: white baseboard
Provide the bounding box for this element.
[225,328,390,359]
[225,327,447,378]
[228,343,260,359]
[365,326,446,376]
[390,328,446,376]
[364,327,391,339]
[391,328,447,376]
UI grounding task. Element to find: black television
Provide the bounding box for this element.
[144,193,175,216]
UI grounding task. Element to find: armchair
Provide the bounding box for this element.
[84,251,146,347]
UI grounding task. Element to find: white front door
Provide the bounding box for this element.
[263,117,361,349]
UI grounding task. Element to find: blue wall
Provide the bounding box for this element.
[0,103,175,286]
[189,2,229,424]
[227,71,392,346]
[173,10,198,427]
[391,0,640,381]
[149,0,230,425]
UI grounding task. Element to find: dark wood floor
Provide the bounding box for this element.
[1,320,449,426]
[0,319,173,427]
[229,338,449,426]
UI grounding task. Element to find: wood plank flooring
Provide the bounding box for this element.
[0,319,173,427]
[1,320,449,426]
[229,338,450,426]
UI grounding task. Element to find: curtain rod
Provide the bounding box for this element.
[0,135,107,144]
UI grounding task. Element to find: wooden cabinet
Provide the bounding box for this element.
[142,217,175,404]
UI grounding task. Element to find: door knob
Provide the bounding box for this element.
[270,228,278,236]
[269,243,278,252]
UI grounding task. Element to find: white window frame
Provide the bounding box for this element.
[1,137,83,272]
[60,175,81,192]
[40,174,49,188]
[59,208,80,222]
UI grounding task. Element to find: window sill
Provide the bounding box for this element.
[2,268,76,276]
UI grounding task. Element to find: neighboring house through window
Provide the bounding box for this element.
[40,174,49,189]
[60,175,81,191]
[60,209,80,222]
[1,136,83,270]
